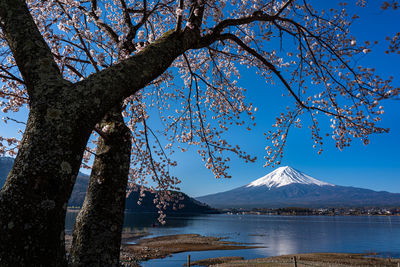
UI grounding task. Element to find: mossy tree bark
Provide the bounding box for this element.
[69,107,131,267]
[0,97,95,267]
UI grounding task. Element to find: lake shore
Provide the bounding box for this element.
[66,232,400,266]
[65,232,263,266]
[199,253,400,266]
[121,233,264,265]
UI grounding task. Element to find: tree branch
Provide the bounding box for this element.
[77,30,189,114]
[175,0,184,32]
[196,11,275,48]
[274,0,294,17]
[219,33,306,109]
[76,4,120,44]
[0,0,63,93]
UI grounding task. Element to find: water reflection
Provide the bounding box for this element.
[65,210,80,234]
[65,210,201,233]
[65,212,400,266]
[123,212,194,231]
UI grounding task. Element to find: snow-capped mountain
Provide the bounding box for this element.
[196,166,400,208]
[246,166,333,188]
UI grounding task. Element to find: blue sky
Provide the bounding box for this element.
[173,1,400,197]
[0,1,399,197]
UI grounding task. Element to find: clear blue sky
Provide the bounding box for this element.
[0,1,399,197]
[172,1,400,197]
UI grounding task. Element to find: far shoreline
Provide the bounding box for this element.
[67,206,400,217]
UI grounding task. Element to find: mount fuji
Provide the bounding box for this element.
[245,166,334,188]
[196,166,400,208]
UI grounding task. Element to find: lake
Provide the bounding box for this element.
[65,212,400,266]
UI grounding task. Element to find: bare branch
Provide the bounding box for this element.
[0,0,63,92]
[219,33,306,109]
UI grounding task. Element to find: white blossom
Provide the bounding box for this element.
[137,30,145,40]
[176,8,183,16]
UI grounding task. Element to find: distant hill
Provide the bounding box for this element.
[67,174,90,207]
[0,157,13,182]
[0,156,90,207]
[0,157,217,214]
[196,166,400,208]
[126,189,218,214]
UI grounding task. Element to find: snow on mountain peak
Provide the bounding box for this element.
[246,166,334,188]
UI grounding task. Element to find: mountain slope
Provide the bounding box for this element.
[196,166,400,208]
[0,157,14,182]
[126,190,219,214]
[0,156,90,207]
[1,157,216,213]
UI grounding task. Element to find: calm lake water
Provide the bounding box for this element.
[65,212,400,266]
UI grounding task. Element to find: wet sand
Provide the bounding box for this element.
[121,233,264,262]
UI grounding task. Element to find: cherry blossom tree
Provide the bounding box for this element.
[0,0,398,266]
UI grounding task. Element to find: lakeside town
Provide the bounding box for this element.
[224,207,400,216]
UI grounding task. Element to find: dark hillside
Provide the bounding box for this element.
[1,157,217,214]
[125,189,219,214]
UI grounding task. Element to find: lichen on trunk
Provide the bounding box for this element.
[0,102,94,267]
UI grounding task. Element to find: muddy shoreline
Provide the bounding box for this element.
[211,253,400,267]
[65,232,400,266]
[65,232,262,266]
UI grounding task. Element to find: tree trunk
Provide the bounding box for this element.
[0,104,95,266]
[69,107,131,267]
